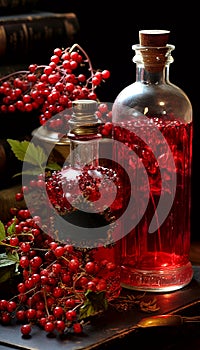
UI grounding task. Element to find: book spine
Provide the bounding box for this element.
[0,11,79,24]
[0,13,79,63]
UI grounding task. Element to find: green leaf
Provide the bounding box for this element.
[0,252,18,267]
[7,139,29,161]
[0,221,6,241]
[7,139,47,168]
[7,251,19,264]
[23,142,47,167]
[7,218,17,235]
[0,252,19,283]
[79,290,108,320]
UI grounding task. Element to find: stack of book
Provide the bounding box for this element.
[0,0,80,75]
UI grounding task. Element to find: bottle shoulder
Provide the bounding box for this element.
[112,82,192,123]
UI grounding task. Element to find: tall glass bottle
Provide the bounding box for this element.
[112,29,193,291]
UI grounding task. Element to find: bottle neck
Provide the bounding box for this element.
[136,65,170,84]
[68,131,102,169]
[67,99,102,169]
[133,44,174,85]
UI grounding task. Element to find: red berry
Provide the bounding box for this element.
[53,306,64,318]
[21,324,32,336]
[101,69,110,79]
[19,256,30,269]
[16,310,26,321]
[56,320,65,332]
[54,246,65,257]
[44,321,55,333]
[87,281,96,291]
[98,103,108,114]
[85,261,95,274]
[1,312,11,324]
[65,298,76,309]
[78,74,86,82]
[92,76,101,86]
[65,309,77,322]
[9,236,19,246]
[53,287,64,298]
[28,64,37,72]
[88,92,97,100]
[15,192,24,201]
[73,322,83,334]
[26,308,36,320]
[54,48,62,56]
[52,263,62,274]
[70,60,78,70]
[7,301,17,312]
[68,259,79,272]
[96,279,107,291]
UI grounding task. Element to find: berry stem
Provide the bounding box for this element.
[69,43,95,91]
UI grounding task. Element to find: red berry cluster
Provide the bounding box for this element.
[0,207,120,338]
[0,44,112,136]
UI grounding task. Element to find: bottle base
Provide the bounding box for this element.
[120,262,194,292]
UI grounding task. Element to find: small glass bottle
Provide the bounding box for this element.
[45,99,122,300]
[112,29,193,292]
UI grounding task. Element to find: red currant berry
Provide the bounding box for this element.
[55,320,65,333]
[7,300,17,312]
[1,312,11,324]
[101,70,110,79]
[73,322,83,334]
[85,261,95,274]
[15,192,24,201]
[54,245,65,257]
[53,306,64,318]
[21,324,32,336]
[44,321,55,333]
[65,309,77,322]
[9,236,19,246]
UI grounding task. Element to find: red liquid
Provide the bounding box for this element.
[113,117,193,291]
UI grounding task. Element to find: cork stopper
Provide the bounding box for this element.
[139,29,170,47]
[134,30,172,73]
